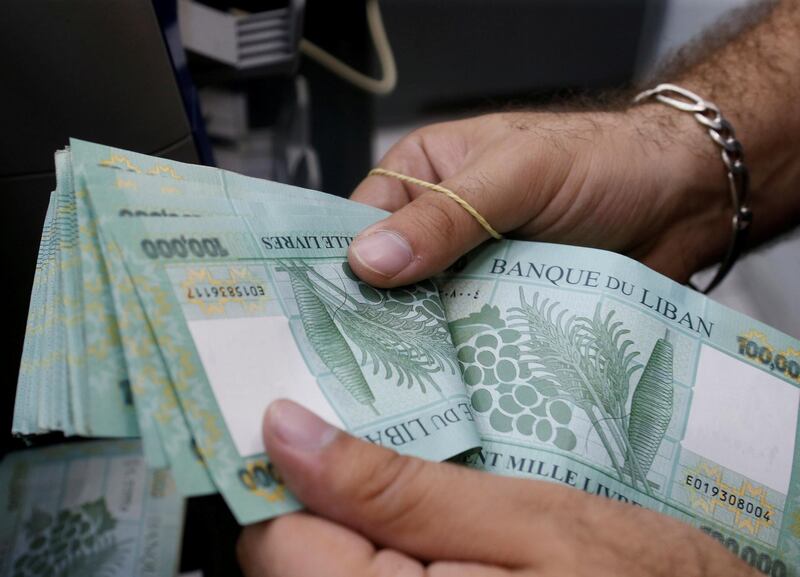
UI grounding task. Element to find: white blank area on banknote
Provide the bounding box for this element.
[187,315,345,457]
[682,345,799,494]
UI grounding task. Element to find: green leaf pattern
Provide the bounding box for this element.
[507,290,675,493]
[287,268,377,411]
[12,499,128,577]
[625,333,674,478]
[452,292,675,493]
[284,261,457,403]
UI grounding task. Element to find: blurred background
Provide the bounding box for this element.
[1,1,796,575]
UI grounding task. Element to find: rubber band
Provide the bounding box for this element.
[367,168,504,240]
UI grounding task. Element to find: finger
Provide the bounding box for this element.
[350,130,441,212]
[237,513,424,577]
[262,399,573,566]
[348,168,519,288]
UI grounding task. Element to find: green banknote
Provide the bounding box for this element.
[0,440,183,577]
[16,140,480,522]
[13,195,54,435]
[442,241,800,575]
[99,213,479,523]
[13,140,800,574]
[100,236,213,497]
[13,139,385,442]
[19,149,87,437]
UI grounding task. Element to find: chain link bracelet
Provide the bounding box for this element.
[633,83,753,294]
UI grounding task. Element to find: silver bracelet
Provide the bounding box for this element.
[633,83,753,294]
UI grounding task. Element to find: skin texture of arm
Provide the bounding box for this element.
[345,0,800,289]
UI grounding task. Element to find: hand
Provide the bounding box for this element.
[347,108,730,288]
[237,400,757,577]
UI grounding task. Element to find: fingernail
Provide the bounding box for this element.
[350,230,413,278]
[266,400,338,452]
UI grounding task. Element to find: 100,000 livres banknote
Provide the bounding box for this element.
[11,140,800,575]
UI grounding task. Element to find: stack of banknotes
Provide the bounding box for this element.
[9,139,800,574]
[0,440,183,577]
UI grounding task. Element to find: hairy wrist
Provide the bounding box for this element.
[598,103,734,277]
[654,0,800,252]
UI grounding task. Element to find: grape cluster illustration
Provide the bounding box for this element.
[12,499,126,577]
[451,304,578,452]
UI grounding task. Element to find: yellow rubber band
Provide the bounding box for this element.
[367,168,503,240]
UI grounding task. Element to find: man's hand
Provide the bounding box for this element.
[238,400,758,577]
[347,108,730,289]
[345,1,800,291]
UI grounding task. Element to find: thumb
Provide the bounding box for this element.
[347,170,512,288]
[263,399,568,565]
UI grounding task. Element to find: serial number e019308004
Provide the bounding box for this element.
[686,473,772,521]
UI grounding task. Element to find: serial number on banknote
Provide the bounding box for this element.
[187,284,267,299]
[685,474,772,521]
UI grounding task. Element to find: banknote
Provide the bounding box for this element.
[31,142,477,519]
[13,140,800,573]
[74,139,383,443]
[13,196,54,435]
[13,139,384,440]
[14,152,75,436]
[94,180,800,568]
[99,213,480,523]
[68,141,394,496]
[0,440,183,577]
[100,235,214,497]
[442,241,800,575]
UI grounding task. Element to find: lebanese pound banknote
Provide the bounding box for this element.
[18,139,478,523]
[0,440,183,577]
[99,213,480,523]
[13,139,385,439]
[12,140,800,574]
[441,240,800,576]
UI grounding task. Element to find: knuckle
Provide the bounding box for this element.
[458,170,491,200]
[353,453,430,531]
[406,126,430,143]
[412,195,462,243]
[381,131,427,173]
[408,122,445,143]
